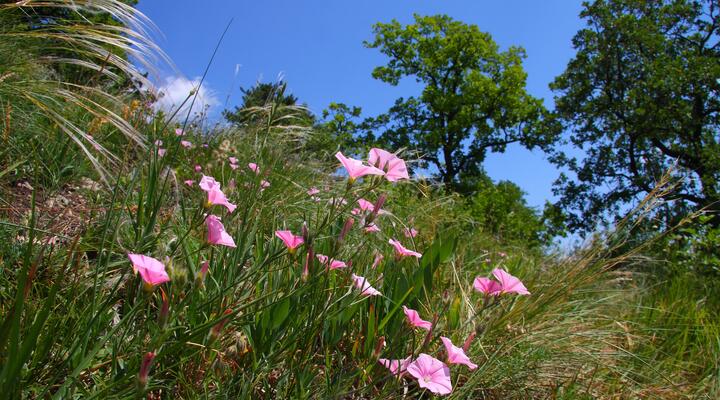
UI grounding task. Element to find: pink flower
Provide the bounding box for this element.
[275,230,303,253]
[175,128,184,136]
[184,179,194,186]
[206,215,236,248]
[368,148,409,182]
[154,139,163,146]
[335,152,384,181]
[307,187,320,196]
[493,268,530,295]
[229,163,239,170]
[207,189,237,213]
[199,175,221,192]
[228,179,237,189]
[406,353,452,395]
[127,254,170,286]
[473,277,502,296]
[229,157,238,164]
[202,143,208,148]
[351,273,381,296]
[180,140,192,148]
[404,227,418,238]
[440,336,477,369]
[378,357,412,376]
[389,238,422,258]
[260,180,270,190]
[157,148,166,157]
[372,253,384,269]
[402,306,432,330]
[248,163,259,174]
[316,254,347,270]
[194,165,202,172]
[364,223,381,233]
[357,198,375,212]
[498,251,507,257]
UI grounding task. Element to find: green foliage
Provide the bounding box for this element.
[467,179,549,247]
[364,14,558,189]
[550,0,720,233]
[0,0,162,184]
[224,81,315,128]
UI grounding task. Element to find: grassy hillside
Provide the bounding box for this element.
[0,1,718,399]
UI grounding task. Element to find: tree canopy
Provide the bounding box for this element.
[550,0,720,232]
[223,81,314,128]
[363,14,557,192]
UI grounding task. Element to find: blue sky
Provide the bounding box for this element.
[138,0,586,209]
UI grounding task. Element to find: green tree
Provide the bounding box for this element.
[550,0,720,232]
[224,81,314,128]
[467,177,551,246]
[364,14,557,191]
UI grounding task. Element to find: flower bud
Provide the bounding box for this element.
[338,218,354,244]
[209,309,233,342]
[463,331,476,353]
[137,352,156,389]
[158,289,170,328]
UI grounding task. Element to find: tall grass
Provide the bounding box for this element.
[0,0,166,183]
[1,96,712,398]
[0,2,717,399]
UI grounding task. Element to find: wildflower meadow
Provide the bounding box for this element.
[1,1,718,399]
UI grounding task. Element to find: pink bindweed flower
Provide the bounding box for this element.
[402,306,432,330]
[275,230,304,253]
[440,336,478,369]
[154,139,163,146]
[389,238,422,258]
[351,273,381,296]
[473,277,502,296]
[406,353,452,395]
[229,163,239,170]
[194,165,202,172]
[206,215,236,248]
[128,254,170,286]
[364,223,381,233]
[180,140,192,148]
[315,254,347,270]
[372,253,384,269]
[248,163,259,174]
[335,152,384,181]
[498,251,507,257]
[184,179,194,186]
[175,128,184,136]
[229,157,238,164]
[357,198,375,212]
[260,180,270,190]
[206,189,237,213]
[378,357,412,376]
[199,175,221,192]
[368,148,410,182]
[307,187,320,196]
[228,179,236,190]
[492,268,530,295]
[157,148,166,157]
[202,143,208,148]
[404,227,418,238]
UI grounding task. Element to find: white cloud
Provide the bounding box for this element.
[152,76,220,119]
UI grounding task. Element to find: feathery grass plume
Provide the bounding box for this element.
[0,0,168,183]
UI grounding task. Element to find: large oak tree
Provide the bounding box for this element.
[364,14,557,192]
[551,0,720,232]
